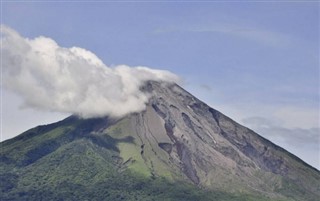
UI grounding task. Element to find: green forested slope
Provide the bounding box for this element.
[0,116,296,201]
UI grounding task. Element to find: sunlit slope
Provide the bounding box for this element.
[1,81,319,201]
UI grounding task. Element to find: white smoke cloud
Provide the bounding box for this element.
[1,25,179,118]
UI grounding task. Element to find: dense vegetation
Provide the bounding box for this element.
[0,116,317,201]
[1,169,281,201]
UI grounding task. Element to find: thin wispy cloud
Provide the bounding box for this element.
[2,2,318,170]
[155,23,293,48]
[242,115,320,168]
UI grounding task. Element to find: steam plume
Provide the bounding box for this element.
[1,25,179,118]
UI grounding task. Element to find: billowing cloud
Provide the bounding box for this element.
[1,25,179,118]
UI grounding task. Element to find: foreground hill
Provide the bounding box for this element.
[1,81,319,200]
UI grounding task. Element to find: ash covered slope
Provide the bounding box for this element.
[1,81,319,201]
[135,81,320,199]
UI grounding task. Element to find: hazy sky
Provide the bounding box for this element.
[1,1,319,169]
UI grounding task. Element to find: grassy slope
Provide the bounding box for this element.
[0,140,282,201]
[0,117,305,201]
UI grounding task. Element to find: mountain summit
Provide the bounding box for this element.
[1,81,319,200]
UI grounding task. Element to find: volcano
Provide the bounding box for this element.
[1,81,319,201]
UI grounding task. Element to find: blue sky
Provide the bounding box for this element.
[1,1,319,169]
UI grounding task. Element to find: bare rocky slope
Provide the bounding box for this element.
[1,81,319,201]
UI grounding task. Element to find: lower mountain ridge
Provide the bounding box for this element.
[1,81,319,201]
